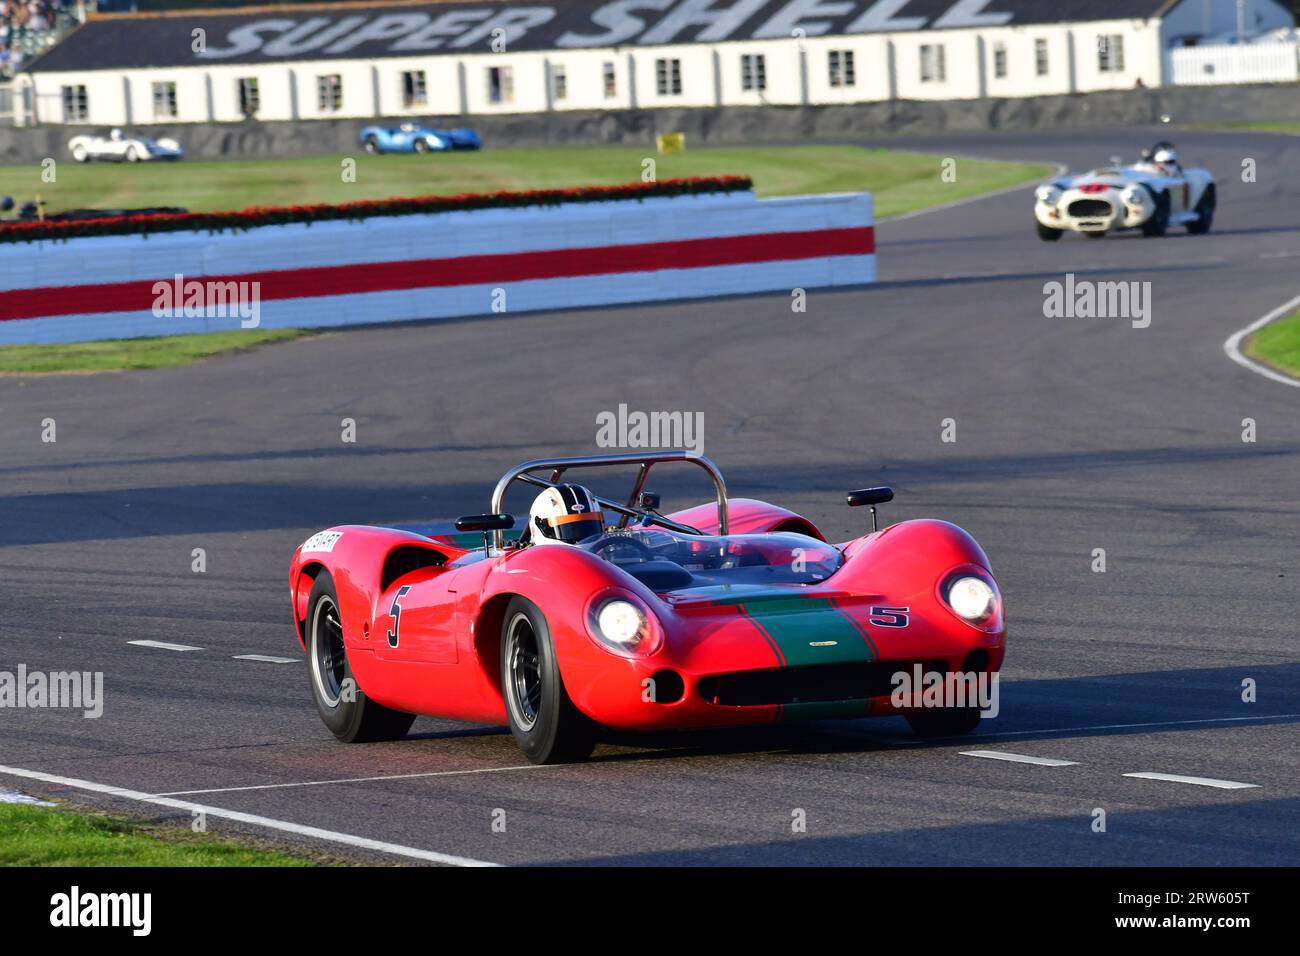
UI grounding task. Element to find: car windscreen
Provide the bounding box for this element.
[579,528,841,589]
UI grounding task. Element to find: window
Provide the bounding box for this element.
[828,49,856,88]
[151,81,178,120]
[61,84,88,123]
[1098,34,1125,72]
[740,53,766,92]
[1034,38,1049,76]
[992,42,1007,79]
[551,64,567,102]
[401,70,427,108]
[603,61,617,98]
[487,65,514,104]
[920,44,946,82]
[238,77,260,118]
[317,74,343,113]
[655,57,682,96]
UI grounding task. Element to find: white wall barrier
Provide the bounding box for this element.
[0,190,875,345]
[1170,41,1299,86]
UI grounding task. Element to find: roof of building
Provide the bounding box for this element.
[28,0,1181,72]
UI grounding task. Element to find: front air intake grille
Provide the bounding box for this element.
[698,660,947,706]
[1068,198,1113,218]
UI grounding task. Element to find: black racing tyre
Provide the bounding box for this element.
[124,145,140,163]
[905,707,982,738]
[1187,184,1215,235]
[1035,222,1063,242]
[364,135,380,155]
[500,597,596,764]
[414,138,429,154]
[306,569,415,743]
[1141,188,1170,237]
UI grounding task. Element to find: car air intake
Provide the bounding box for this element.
[1068,198,1113,218]
[698,660,947,706]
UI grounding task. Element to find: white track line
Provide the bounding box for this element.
[127,640,203,652]
[1223,290,1300,389]
[1124,772,1259,790]
[156,764,545,797]
[960,750,1078,766]
[0,764,499,867]
[232,655,300,664]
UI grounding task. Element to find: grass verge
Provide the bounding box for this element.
[0,802,316,866]
[0,328,309,374]
[1245,310,1300,379]
[0,144,1051,221]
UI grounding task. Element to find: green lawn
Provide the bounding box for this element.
[0,329,309,374]
[0,803,316,866]
[1,145,1050,221]
[1246,311,1300,379]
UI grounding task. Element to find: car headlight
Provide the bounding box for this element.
[587,595,662,657]
[941,571,1002,632]
[948,576,994,620]
[1035,185,1062,205]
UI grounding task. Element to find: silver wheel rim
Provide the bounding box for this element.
[506,612,541,731]
[310,596,346,708]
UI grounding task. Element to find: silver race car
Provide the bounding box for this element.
[68,128,184,163]
[1034,142,1214,241]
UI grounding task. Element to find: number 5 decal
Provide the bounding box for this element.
[386,585,412,648]
[869,606,909,627]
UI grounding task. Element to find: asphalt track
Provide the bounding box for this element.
[2,127,1298,865]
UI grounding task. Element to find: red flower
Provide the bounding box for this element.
[0,177,754,245]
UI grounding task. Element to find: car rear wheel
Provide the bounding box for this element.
[501,597,596,764]
[124,146,140,163]
[364,135,380,155]
[1035,222,1062,242]
[306,569,415,743]
[1187,184,1215,235]
[1141,189,1170,237]
[71,144,88,163]
[905,706,982,738]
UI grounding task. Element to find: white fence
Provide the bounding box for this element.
[1170,41,1299,86]
[0,191,875,345]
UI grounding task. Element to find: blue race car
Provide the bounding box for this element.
[359,122,482,154]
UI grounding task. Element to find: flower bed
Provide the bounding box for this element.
[0,176,754,245]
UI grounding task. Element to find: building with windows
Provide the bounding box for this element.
[11,0,1296,126]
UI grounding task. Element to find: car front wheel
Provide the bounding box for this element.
[1036,222,1062,242]
[500,597,596,764]
[306,569,415,743]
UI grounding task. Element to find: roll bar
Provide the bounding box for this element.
[489,451,729,549]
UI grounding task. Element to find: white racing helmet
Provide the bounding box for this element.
[529,484,605,545]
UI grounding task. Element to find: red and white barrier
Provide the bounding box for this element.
[0,190,874,345]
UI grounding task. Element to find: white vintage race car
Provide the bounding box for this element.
[67,129,184,163]
[1034,142,1215,240]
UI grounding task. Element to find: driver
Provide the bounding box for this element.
[1140,142,1180,174]
[528,484,605,546]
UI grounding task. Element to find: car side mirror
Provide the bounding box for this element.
[455,513,515,532]
[637,492,661,511]
[846,487,894,507]
[846,487,893,532]
[455,513,515,554]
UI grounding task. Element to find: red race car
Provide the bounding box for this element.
[289,452,1006,763]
